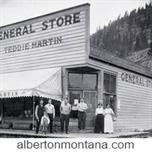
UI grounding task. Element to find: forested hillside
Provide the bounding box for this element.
[90,3,152,60]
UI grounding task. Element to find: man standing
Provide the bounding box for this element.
[77,98,88,130]
[45,99,55,133]
[60,97,71,134]
[35,99,44,134]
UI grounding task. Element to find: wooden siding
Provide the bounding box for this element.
[116,72,152,131]
[0,4,90,74]
[88,59,152,131]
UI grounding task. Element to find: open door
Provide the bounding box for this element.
[83,91,97,127]
[69,90,82,105]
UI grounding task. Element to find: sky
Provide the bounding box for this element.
[0,0,151,34]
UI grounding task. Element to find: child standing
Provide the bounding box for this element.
[40,111,50,134]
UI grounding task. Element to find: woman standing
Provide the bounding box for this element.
[104,104,115,134]
[94,103,104,133]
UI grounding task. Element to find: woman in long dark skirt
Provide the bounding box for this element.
[94,103,104,133]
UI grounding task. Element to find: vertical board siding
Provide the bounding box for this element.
[0,5,90,74]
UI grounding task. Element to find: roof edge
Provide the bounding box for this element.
[89,49,152,78]
[0,3,90,29]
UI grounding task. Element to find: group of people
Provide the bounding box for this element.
[35,97,115,134]
[94,103,115,134]
[35,97,88,134]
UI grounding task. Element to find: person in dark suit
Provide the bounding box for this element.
[35,99,44,134]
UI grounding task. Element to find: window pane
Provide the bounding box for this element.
[104,72,116,94]
[104,73,110,92]
[110,75,116,94]
[103,94,116,113]
[69,73,82,88]
[103,93,110,108]
[103,72,117,113]
[83,74,97,90]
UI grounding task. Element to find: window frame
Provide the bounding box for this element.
[103,70,117,114]
[68,72,98,91]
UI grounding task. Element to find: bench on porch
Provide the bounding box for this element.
[0,118,80,132]
[0,122,12,129]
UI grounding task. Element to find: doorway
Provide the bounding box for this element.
[69,90,97,127]
[69,90,82,105]
[83,91,97,114]
[68,69,98,127]
[83,91,97,127]
[69,90,97,112]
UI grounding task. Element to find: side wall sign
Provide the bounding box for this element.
[121,72,152,88]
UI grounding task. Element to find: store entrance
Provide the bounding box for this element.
[83,91,97,114]
[67,67,99,128]
[69,90,81,104]
[83,91,97,126]
[69,90,97,113]
[69,90,97,127]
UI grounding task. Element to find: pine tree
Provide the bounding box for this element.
[90,2,152,59]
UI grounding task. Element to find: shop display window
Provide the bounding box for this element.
[69,73,97,90]
[103,72,117,113]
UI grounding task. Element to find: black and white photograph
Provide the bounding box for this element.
[0,0,152,142]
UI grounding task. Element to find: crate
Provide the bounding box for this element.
[0,122,12,129]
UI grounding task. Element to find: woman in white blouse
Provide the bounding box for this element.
[104,104,115,134]
[94,103,104,133]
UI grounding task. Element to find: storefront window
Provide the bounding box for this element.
[103,72,117,113]
[104,73,116,94]
[69,73,82,88]
[68,72,98,118]
[69,73,97,90]
[83,74,97,90]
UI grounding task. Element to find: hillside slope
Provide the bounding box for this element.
[90,2,152,71]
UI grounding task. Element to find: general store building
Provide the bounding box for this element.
[0,3,152,131]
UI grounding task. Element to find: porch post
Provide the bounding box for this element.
[0,99,3,123]
[62,67,68,99]
[98,71,103,103]
[32,96,35,130]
